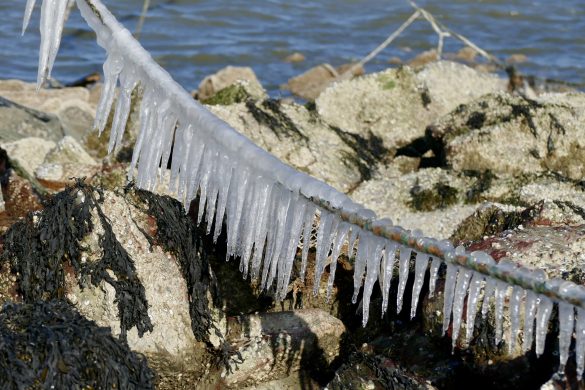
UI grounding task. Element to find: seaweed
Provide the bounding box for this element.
[1,179,152,342]
[0,300,154,389]
[131,187,218,344]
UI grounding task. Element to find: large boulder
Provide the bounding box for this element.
[220,309,345,388]
[428,92,585,180]
[316,61,506,151]
[196,66,263,101]
[208,99,390,193]
[0,79,96,141]
[0,97,65,142]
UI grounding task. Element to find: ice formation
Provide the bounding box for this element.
[23,0,585,376]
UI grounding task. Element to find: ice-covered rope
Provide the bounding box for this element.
[23,0,585,375]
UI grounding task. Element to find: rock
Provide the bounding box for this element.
[388,56,403,65]
[66,189,200,357]
[454,47,479,63]
[351,166,478,238]
[283,64,339,101]
[201,80,267,105]
[408,49,438,68]
[1,137,57,178]
[326,352,436,390]
[220,309,345,388]
[316,61,505,152]
[33,136,99,185]
[284,52,305,63]
[336,63,365,78]
[506,54,528,64]
[208,99,389,193]
[0,97,65,142]
[196,66,262,101]
[0,79,96,141]
[428,92,585,180]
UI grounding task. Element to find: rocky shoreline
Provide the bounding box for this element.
[0,59,583,389]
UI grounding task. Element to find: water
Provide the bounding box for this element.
[0,0,584,94]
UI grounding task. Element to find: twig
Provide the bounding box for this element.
[135,0,150,40]
[339,10,420,80]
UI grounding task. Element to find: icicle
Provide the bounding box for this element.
[508,286,524,354]
[347,228,359,259]
[428,257,442,298]
[465,272,484,345]
[522,289,538,353]
[238,179,262,277]
[442,262,459,336]
[250,185,275,279]
[410,252,429,319]
[262,189,291,290]
[37,0,69,88]
[312,212,335,292]
[326,223,350,299]
[362,239,384,326]
[396,246,412,314]
[299,205,316,282]
[481,277,496,319]
[213,160,234,242]
[96,54,123,134]
[535,295,553,357]
[557,301,574,371]
[23,0,37,34]
[226,168,251,260]
[380,243,397,315]
[451,268,473,351]
[494,280,509,345]
[275,195,307,299]
[106,66,137,153]
[576,307,585,379]
[521,268,545,353]
[352,231,371,304]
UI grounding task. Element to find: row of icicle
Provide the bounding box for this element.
[23,0,585,377]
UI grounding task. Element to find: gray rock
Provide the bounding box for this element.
[1,137,57,178]
[316,61,505,152]
[428,92,585,180]
[66,190,199,357]
[34,136,99,183]
[208,99,389,193]
[220,309,345,388]
[0,97,65,143]
[284,64,339,101]
[0,79,96,142]
[196,66,263,101]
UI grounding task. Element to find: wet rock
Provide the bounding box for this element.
[284,52,306,63]
[220,309,345,388]
[196,66,262,101]
[1,137,57,178]
[1,183,217,362]
[208,99,388,193]
[35,136,99,184]
[428,92,585,180]
[201,80,267,105]
[507,54,528,64]
[327,351,436,390]
[0,300,154,389]
[351,166,478,239]
[0,97,66,142]
[316,61,505,152]
[284,64,339,101]
[0,79,96,141]
[408,49,438,68]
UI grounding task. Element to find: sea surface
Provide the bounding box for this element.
[0,0,584,94]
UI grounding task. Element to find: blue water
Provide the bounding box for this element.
[0,1,584,94]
